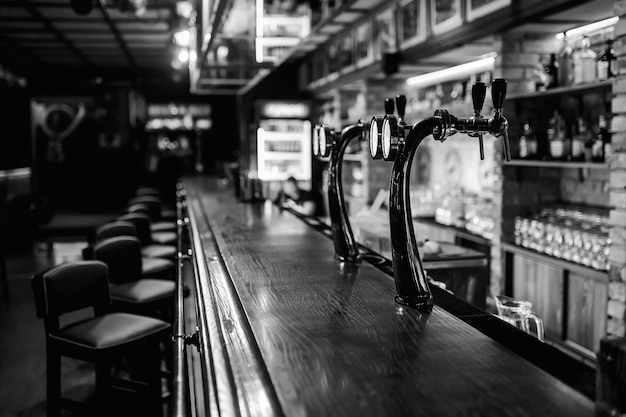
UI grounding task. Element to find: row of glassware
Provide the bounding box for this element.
[514,207,610,271]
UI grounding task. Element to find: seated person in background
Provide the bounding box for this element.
[274,177,317,216]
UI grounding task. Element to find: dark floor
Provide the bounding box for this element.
[0,242,160,417]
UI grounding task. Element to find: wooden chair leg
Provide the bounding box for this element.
[46,350,61,417]
[95,360,112,417]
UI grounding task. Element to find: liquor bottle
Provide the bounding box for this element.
[593,115,607,162]
[531,56,548,92]
[571,117,586,162]
[597,39,616,80]
[545,53,559,89]
[548,111,565,160]
[598,115,612,162]
[584,131,593,162]
[573,36,597,84]
[558,35,574,87]
[520,120,537,159]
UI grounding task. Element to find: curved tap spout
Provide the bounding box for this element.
[389,117,437,312]
[328,123,364,262]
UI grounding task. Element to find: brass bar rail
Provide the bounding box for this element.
[173,185,189,417]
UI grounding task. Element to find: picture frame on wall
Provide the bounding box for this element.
[400,0,426,48]
[467,0,511,21]
[355,21,374,67]
[338,32,355,73]
[374,6,397,60]
[431,0,462,34]
[327,41,340,76]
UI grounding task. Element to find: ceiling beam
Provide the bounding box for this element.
[96,0,136,71]
[0,31,45,66]
[19,0,93,68]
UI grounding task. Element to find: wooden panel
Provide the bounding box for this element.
[186,178,593,417]
[513,254,564,339]
[567,272,608,353]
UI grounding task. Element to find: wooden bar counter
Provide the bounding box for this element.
[183,177,594,417]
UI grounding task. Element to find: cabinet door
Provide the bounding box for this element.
[566,272,607,353]
[512,255,564,339]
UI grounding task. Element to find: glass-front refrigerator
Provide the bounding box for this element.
[256,101,311,182]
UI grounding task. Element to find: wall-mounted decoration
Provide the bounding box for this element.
[467,0,510,21]
[312,51,326,82]
[355,21,374,67]
[431,0,462,34]
[400,0,427,48]
[327,41,341,75]
[374,5,397,59]
[338,32,355,72]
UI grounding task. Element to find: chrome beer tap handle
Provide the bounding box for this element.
[470,82,487,160]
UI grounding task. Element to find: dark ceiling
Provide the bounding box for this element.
[0,0,189,95]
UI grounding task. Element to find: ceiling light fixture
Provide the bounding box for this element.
[406,53,497,88]
[176,0,193,18]
[174,29,191,47]
[178,49,190,63]
[555,16,619,39]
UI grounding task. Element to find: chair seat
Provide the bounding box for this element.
[161,207,176,220]
[53,312,169,349]
[141,244,176,259]
[150,221,176,232]
[142,257,175,278]
[110,279,175,304]
[151,231,176,245]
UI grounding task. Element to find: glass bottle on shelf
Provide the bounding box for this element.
[558,35,574,87]
[573,35,597,84]
[518,120,537,159]
[545,53,559,89]
[592,116,606,162]
[597,39,616,80]
[598,115,612,163]
[584,125,594,162]
[530,56,548,92]
[571,117,586,162]
[548,111,566,160]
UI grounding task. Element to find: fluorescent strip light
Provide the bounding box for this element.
[255,0,264,62]
[406,54,496,88]
[556,16,619,39]
[256,0,264,38]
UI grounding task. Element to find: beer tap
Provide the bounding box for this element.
[433,78,511,161]
[469,82,486,160]
[313,121,365,263]
[368,95,434,312]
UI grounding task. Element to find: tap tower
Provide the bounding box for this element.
[313,122,365,262]
[368,79,510,312]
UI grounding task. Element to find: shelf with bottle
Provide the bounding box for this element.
[507,79,612,101]
[504,160,608,169]
[518,31,616,99]
[510,111,612,165]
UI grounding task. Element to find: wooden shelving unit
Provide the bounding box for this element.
[504,160,609,169]
[507,79,613,100]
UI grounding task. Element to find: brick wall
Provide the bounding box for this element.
[607,0,626,338]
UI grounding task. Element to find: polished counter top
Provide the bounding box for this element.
[184,177,594,417]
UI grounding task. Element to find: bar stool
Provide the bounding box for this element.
[119,212,176,248]
[95,220,176,260]
[31,261,170,417]
[83,236,176,317]
[128,196,176,232]
[134,187,177,220]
